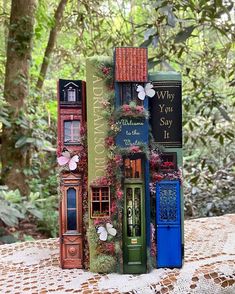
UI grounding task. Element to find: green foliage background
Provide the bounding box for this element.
[0,0,234,242]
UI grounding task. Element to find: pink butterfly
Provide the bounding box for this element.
[57,150,79,171]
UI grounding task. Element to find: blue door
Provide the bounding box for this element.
[156,180,182,268]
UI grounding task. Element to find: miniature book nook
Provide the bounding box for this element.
[57,47,183,273]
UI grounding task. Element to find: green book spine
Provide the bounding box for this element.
[86,57,113,271]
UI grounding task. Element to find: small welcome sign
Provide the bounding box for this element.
[115,117,149,147]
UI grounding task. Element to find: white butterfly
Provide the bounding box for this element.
[57,150,79,171]
[136,82,155,100]
[97,223,117,241]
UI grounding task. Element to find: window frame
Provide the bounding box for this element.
[159,152,177,173]
[120,82,144,106]
[123,154,144,184]
[60,86,81,105]
[64,120,81,145]
[124,158,143,180]
[60,114,81,147]
[66,187,77,231]
[63,185,82,234]
[90,186,110,218]
[67,88,76,102]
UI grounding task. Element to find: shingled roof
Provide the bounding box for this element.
[115,47,148,82]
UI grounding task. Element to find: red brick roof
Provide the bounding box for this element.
[115,47,148,82]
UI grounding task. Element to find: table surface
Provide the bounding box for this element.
[0,214,234,294]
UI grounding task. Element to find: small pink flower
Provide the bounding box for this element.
[102,66,111,75]
[156,174,164,181]
[136,106,144,113]
[105,136,114,146]
[105,242,115,255]
[150,152,161,168]
[114,154,123,165]
[153,173,164,182]
[163,161,174,168]
[130,145,141,153]
[94,218,100,226]
[110,202,117,214]
[117,190,123,199]
[122,104,131,112]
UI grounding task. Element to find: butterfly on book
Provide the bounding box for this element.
[57,149,80,171]
[136,82,155,100]
[97,223,117,241]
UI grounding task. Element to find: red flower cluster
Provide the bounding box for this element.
[93,217,111,226]
[136,105,144,113]
[93,218,101,226]
[161,161,174,169]
[121,104,145,115]
[116,189,123,199]
[130,145,141,153]
[110,202,117,214]
[102,66,111,75]
[105,136,115,146]
[152,173,164,182]
[122,104,131,112]
[105,242,116,255]
[152,169,183,183]
[114,154,123,166]
[150,152,161,168]
[90,176,111,187]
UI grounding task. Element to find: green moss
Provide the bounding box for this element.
[87,224,99,248]
[114,241,121,254]
[90,254,116,273]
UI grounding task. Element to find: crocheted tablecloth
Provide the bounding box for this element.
[0,214,234,294]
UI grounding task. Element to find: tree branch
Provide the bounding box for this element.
[36,0,68,91]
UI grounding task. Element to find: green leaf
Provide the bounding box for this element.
[27,207,43,220]
[42,140,56,152]
[148,59,161,70]
[190,175,200,184]
[0,235,18,244]
[219,135,224,145]
[140,37,153,48]
[216,105,232,122]
[0,117,11,127]
[0,203,24,226]
[201,159,206,169]
[167,9,176,27]
[15,136,28,148]
[208,165,215,173]
[174,25,196,43]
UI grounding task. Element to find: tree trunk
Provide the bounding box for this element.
[1,0,37,195]
[36,0,68,91]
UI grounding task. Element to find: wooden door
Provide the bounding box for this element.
[123,184,146,274]
[60,183,83,269]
